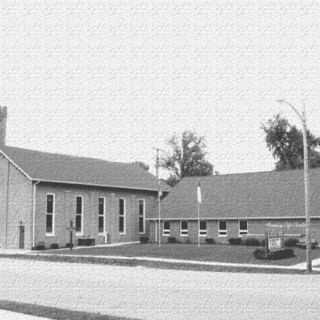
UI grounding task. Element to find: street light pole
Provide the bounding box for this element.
[277,99,312,272]
[155,148,161,247]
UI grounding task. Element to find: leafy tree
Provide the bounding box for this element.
[133,161,150,171]
[160,131,214,186]
[262,114,320,170]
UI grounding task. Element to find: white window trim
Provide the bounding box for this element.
[75,195,84,236]
[45,193,55,237]
[239,220,248,236]
[98,197,106,235]
[138,199,146,234]
[119,198,126,235]
[218,220,227,237]
[199,221,207,237]
[180,220,188,237]
[163,221,170,236]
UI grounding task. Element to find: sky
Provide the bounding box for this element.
[1,0,320,177]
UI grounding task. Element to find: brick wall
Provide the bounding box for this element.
[0,155,33,249]
[35,183,157,248]
[148,218,320,244]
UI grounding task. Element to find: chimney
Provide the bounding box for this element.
[0,106,7,145]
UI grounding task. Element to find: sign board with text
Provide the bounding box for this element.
[268,237,282,251]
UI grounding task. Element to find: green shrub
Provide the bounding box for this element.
[78,238,95,246]
[50,243,59,249]
[139,236,149,244]
[254,248,295,260]
[32,242,46,250]
[284,238,299,247]
[205,238,215,244]
[253,248,268,259]
[65,243,74,249]
[244,237,260,246]
[168,236,177,243]
[229,238,242,245]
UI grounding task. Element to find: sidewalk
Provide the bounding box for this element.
[0,309,50,320]
[1,247,319,272]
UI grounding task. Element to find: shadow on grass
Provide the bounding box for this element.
[0,300,139,320]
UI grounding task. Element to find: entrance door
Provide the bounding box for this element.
[19,225,25,249]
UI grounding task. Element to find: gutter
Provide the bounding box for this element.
[32,181,40,248]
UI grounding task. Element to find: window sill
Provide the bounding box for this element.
[119,233,126,236]
[75,233,84,237]
[218,234,228,237]
[45,233,55,237]
[162,234,170,237]
[180,234,189,237]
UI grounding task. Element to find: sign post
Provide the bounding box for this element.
[66,220,76,251]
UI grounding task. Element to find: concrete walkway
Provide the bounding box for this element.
[25,252,320,271]
[1,246,320,271]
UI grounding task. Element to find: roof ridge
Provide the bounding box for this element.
[1,145,135,167]
[182,167,320,180]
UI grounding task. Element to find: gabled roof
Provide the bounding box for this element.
[153,169,320,219]
[0,145,170,192]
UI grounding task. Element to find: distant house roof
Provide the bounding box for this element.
[0,145,170,192]
[151,170,320,220]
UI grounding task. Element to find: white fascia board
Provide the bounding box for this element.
[0,150,32,181]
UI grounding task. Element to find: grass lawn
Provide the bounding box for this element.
[48,243,320,266]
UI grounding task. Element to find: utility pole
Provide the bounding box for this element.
[277,99,312,272]
[155,148,161,247]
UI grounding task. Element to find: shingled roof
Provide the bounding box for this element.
[0,145,168,192]
[153,169,320,220]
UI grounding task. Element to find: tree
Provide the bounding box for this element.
[262,114,320,170]
[133,161,150,171]
[160,131,214,186]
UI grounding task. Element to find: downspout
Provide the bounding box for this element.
[32,181,40,248]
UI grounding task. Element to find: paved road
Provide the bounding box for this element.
[0,258,319,320]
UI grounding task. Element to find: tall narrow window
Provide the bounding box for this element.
[199,220,207,237]
[239,220,248,236]
[180,220,188,236]
[98,197,105,234]
[218,220,227,236]
[119,198,126,234]
[138,199,145,234]
[46,194,55,235]
[75,196,83,234]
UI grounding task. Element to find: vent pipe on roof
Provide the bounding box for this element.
[0,106,7,146]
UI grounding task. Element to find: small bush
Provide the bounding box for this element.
[78,238,95,246]
[32,241,46,250]
[50,243,59,249]
[253,248,268,259]
[284,238,299,247]
[229,238,242,245]
[65,243,74,249]
[244,237,260,246]
[205,238,215,244]
[140,236,149,244]
[167,236,177,244]
[254,248,295,260]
